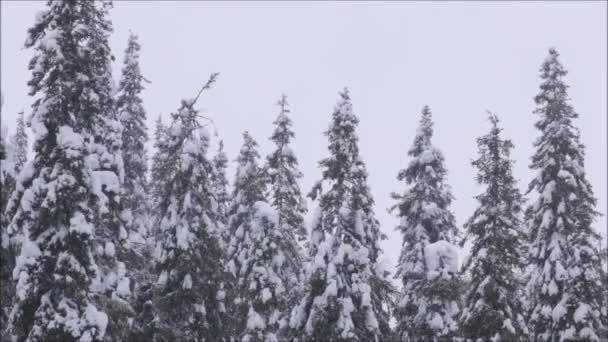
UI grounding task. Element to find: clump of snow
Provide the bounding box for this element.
[69,211,93,236]
[246,307,266,330]
[175,224,192,250]
[104,242,115,257]
[182,273,192,289]
[424,240,459,280]
[552,303,567,322]
[57,125,83,149]
[574,303,590,323]
[157,271,168,285]
[503,318,515,334]
[261,287,272,303]
[83,303,109,340]
[116,277,130,298]
[253,201,279,226]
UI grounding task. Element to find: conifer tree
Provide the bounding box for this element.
[0,94,16,219]
[599,242,608,338]
[130,113,168,341]
[116,32,149,244]
[264,95,311,332]
[147,74,225,341]
[392,105,461,341]
[4,2,124,340]
[114,33,154,324]
[459,112,527,341]
[211,139,230,247]
[525,48,606,341]
[349,132,396,342]
[290,89,391,341]
[208,138,234,339]
[226,131,299,341]
[266,94,308,244]
[10,110,28,175]
[149,114,168,228]
[0,95,17,218]
[68,2,133,339]
[148,114,171,244]
[0,94,17,341]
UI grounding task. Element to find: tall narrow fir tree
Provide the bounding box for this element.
[525,48,606,341]
[116,32,150,243]
[149,74,225,341]
[392,106,461,341]
[459,112,527,341]
[290,89,391,341]
[226,131,300,341]
[266,94,308,244]
[0,94,17,341]
[4,2,124,340]
[10,110,29,176]
[211,139,230,248]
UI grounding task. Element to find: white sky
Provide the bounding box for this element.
[1,1,607,275]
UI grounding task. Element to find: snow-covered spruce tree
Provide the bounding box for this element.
[114,33,155,324]
[392,105,461,342]
[144,74,225,342]
[208,138,234,339]
[266,94,308,244]
[116,32,149,244]
[0,95,17,340]
[459,112,527,341]
[600,243,608,338]
[225,131,297,341]
[149,114,169,236]
[0,98,17,218]
[3,2,127,340]
[10,110,29,175]
[348,128,396,342]
[290,88,392,341]
[525,48,606,341]
[65,2,134,340]
[211,139,230,248]
[0,97,17,218]
[264,94,310,334]
[129,114,168,342]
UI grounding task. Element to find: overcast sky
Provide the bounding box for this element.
[1,1,606,273]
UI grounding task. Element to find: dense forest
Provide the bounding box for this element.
[0,1,607,342]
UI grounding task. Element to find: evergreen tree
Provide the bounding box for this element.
[114,33,154,328]
[68,2,133,339]
[4,2,125,340]
[266,94,308,244]
[392,105,461,341]
[148,114,171,245]
[459,112,527,341]
[525,48,606,341]
[0,94,17,341]
[211,139,230,248]
[290,89,391,341]
[348,131,396,342]
[599,242,608,339]
[226,131,298,341]
[208,138,234,340]
[10,110,29,175]
[116,32,150,244]
[264,94,311,335]
[0,94,16,219]
[146,74,225,341]
[130,114,167,342]
[0,95,17,218]
[149,114,168,231]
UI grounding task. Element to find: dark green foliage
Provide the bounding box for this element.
[525,48,605,341]
[459,112,527,341]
